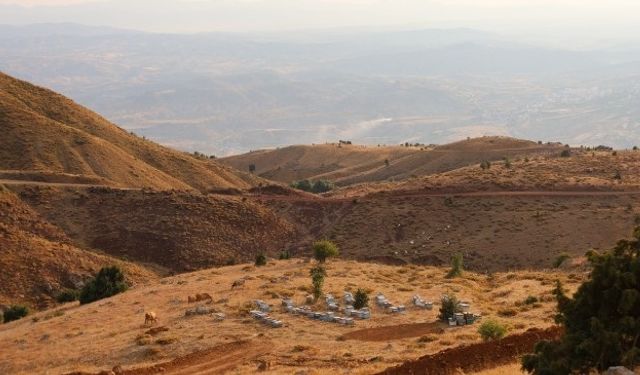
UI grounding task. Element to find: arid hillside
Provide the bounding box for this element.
[220,137,564,186]
[0,72,262,192]
[337,149,640,197]
[0,259,583,375]
[0,185,157,309]
[6,185,297,273]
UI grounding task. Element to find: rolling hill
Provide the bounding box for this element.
[220,137,564,187]
[0,72,261,192]
[0,185,157,309]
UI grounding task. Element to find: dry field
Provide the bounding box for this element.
[0,259,583,374]
[220,137,563,187]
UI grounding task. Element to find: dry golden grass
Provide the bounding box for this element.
[0,259,580,374]
[221,137,563,187]
[0,72,263,192]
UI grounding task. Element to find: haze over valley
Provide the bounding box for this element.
[1,23,639,155]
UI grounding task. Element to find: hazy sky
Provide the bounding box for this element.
[1,0,639,40]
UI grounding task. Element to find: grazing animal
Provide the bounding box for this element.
[144,312,158,326]
[231,279,245,289]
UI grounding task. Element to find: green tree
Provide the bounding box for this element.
[255,253,267,266]
[79,266,128,305]
[446,253,464,278]
[312,240,339,263]
[310,265,327,301]
[3,305,29,323]
[311,180,335,194]
[438,293,461,321]
[353,289,369,309]
[522,227,640,374]
[478,319,507,341]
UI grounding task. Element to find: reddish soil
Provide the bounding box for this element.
[377,326,562,375]
[341,322,444,342]
[66,340,271,375]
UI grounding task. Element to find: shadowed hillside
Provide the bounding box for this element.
[0,185,157,309]
[221,137,563,187]
[0,72,261,191]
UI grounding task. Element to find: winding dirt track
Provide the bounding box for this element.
[119,340,272,375]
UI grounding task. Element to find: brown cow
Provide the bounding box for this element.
[144,312,158,326]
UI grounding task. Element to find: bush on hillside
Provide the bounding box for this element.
[3,305,29,323]
[353,289,369,310]
[560,149,571,158]
[79,266,128,305]
[438,293,461,321]
[290,179,335,194]
[310,265,327,301]
[312,240,339,263]
[478,319,507,341]
[279,250,291,260]
[255,253,267,266]
[553,253,570,268]
[522,227,640,374]
[446,253,464,278]
[56,289,80,303]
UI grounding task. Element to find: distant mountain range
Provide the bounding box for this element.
[1,23,639,155]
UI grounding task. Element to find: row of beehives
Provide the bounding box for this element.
[250,309,284,328]
[281,297,369,325]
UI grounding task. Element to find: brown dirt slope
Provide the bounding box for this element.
[377,326,562,375]
[341,149,640,197]
[262,189,640,272]
[0,72,261,191]
[0,185,157,309]
[220,137,563,186]
[8,185,297,272]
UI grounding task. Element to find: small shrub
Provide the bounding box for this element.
[446,253,464,278]
[438,293,461,321]
[278,250,291,260]
[79,266,128,305]
[478,319,507,341]
[480,160,491,170]
[560,149,571,158]
[56,289,80,303]
[313,240,339,263]
[3,305,29,323]
[255,253,267,267]
[614,170,622,180]
[353,289,369,309]
[553,253,570,268]
[524,296,539,305]
[310,265,327,301]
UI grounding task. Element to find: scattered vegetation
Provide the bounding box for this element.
[255,253,267,267]
[553,253,570,268]
[279,250,291,260]
[3,305,29,323]
[353,288,369,309]
[310,265,327,301]
[560,149,571,158]
[290,179,335,194]
[478,319,507,341]
[79,266,128,305]
[446,253,464,278]
[438,293,461,321]
[313,240,339,263]
[523,227,640,374]
[524,295,539,305]
[56,289,80,303]
[480,160,491,170]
